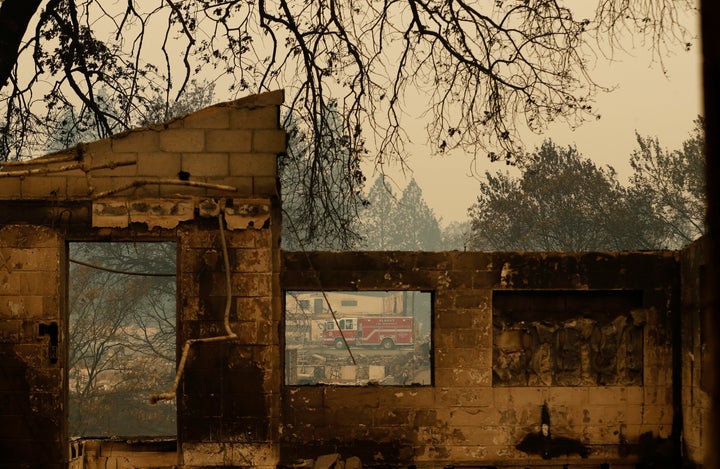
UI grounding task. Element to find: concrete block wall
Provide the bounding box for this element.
[0,225,65,469]
[680,237,711,465]
[0,87,702,468]
[177,224,281,468]
[0,90,285,468]
[0,90,284,201]
[281,251,680,467]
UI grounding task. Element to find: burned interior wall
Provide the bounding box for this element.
[492,290,645,387]
[0,225,65,469]
[281,250,679,467]
[680,236,711,465]
[0,90,285,468]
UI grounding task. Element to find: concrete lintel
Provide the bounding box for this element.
[224,198,271,230]
[92,198,194,229]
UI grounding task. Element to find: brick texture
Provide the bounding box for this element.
[0,89,285,200]
[281,250,680,467]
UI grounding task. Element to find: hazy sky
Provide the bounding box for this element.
[368,13,704,225]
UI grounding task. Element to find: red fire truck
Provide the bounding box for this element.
[322,317,413,349]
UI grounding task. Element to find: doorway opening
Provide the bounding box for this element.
[68,242,177,438]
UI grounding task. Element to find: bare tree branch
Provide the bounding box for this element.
[0,0,43,88]
[0,0,697,246]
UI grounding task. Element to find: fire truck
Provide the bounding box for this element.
[322,316,413,350]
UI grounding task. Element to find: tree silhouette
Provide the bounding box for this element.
[0,0,696,245]
[360,176,398,250]
[394,179,442,251]
[68,242,176,437]
[360,176,441,250]
[629,117,706,248]
[468,140,663,251]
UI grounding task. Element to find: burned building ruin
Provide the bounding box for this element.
[0,90,711,468]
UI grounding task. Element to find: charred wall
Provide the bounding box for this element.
[680,236,711,465]
[0,225,65,469]
[281,250,680,467]
[0,90,285,468]
[0,86,703,469]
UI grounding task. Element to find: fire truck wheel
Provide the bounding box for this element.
[381,338,395,350]
[334,339,345,350]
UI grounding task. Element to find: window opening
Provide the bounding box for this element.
[285,291,432,386]
[68,242,177,438]
[492,290,644,387]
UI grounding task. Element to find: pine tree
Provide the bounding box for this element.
[393,179,442,251]
[359,176,398,250]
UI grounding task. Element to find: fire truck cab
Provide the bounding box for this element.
[322,317,413,350]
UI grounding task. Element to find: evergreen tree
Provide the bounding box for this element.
[359,175,398,250]
[394,179,443,251]
[359,177,442,251]
[441,220,474,251]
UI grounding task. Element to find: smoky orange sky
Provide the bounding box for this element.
[369,12,704,225]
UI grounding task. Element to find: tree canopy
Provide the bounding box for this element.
[360,176,442,250]
[629,117,706,248]
[467,124,705,251]
[0,0,696,245]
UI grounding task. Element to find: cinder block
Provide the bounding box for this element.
[0,248,58,271]
[325,387,380,408]
[112,130,160,153]
[256,317,274,345]
[181,153,229,177]
[642,404,673,425]
[0,177,21,199]
[91,176,159,198]
[233,320,258,344]
[182,442,225,466]
[0,225,59,249]
[160,129,206,152]
[224,229,257,249]
[157,179,206,197]
[0,319,22,342]
[232,248,272,273]
[137,152,182,177]
[233,90,284,108]
[435,309,473,329]
[580,424,616,442]
[20,176,67,198]
[506,387,551,409]
[230,107,278,129]
[0,295,45,319]
[12,344,46,367]
[225,442,277,466]
[437,387,493,407]
[253,176,279,196]
[206,130,252,152]
[183,106,231,129]
[252,129,286,153]
[453,328,483,348]
[66,177,92,198]
[588,387,627,405]
[460,426,512,446]
[229,153,277,177]
[85,137,112,156]
[232,273,272,297]
[0,271,58,296]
